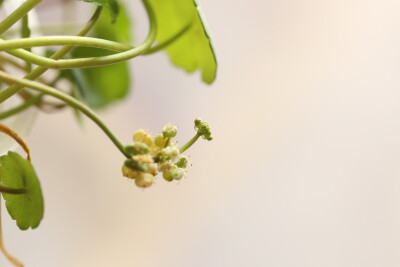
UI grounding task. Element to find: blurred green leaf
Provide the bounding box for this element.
[0,152,44,230]
[69,2,131,109]
[82,0,119,23]
[149,0,217,84]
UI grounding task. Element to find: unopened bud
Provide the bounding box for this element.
[122,165,139,179]
[132,155,154,164]
[160,146,180,161]
[163,166,185,181]
[124,143,150,155]
[162,124,177,138]
[135,173,155,188]
[176,157,188,168]
[133,129,153,147]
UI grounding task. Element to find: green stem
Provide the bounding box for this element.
[21,14,32,71]
[0,186,26,194]
[0,36,133,52]
[0,0,42,35]
[180,133,201,153]
[144,21,192,55]
[0,6,103,104]
[0,70,130,158]
[1,0,157,69]
[0,94,42,120]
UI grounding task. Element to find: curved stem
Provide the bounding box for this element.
[1,0,157,69]
[0,6,103,104]
[0,0,42,35]
[0,198,24,267]
[0,123,31,161]
[0,70,130,158]
[0,36,133,52]
[180,133,200,153]
[144,21,192,55]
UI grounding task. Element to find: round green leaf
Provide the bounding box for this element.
[0,151,44,230]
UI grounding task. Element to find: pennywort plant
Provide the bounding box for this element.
[0,0,216,265]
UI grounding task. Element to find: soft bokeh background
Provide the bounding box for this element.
[3,0,400,266]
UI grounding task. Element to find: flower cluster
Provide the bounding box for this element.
[121,124,185,188]
[121,119,212,188]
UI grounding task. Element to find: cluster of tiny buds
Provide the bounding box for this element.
[121,123,189,188]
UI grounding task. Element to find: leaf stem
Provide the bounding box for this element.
[180,133,201,153]
[0,6,103,105]
[0,123,31,160]
[0,36,133,52]
[0,0,42,35]
[0,71,130,158]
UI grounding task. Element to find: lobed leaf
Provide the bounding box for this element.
[0,152,44,230]
[149,0,217,84]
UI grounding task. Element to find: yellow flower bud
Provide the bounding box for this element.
[132,155,154,164]
[121,165,139,179]
[133,129,153,147]
[135,173,155,188]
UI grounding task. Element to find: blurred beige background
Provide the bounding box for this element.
[2,0,400,266]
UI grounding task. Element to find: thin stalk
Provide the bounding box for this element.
[0,6,103,104]
[0,198,24,267]
[0,0,42,35]
[180,133,201,153]
[0,70,130,158]
[0,123,31,160]
[1,0,157,69]
[0,36,133,52]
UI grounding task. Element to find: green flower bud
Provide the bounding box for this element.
[163,165,185,181]
[124,159,148,172]
[133,129,153,147]
[160,146,180,162]
[122,164,139,179]
[158,161,174,172]
[132,155,154,164]
[162,124,177,138]
[176,157,188,168]
[194,118,213,141]
[135,173,155,188]
[154,134,167,148]
[124,143,150,155]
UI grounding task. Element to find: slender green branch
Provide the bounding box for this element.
[144,21,192,55]
[180,133,201,153]
[0,0,42,35]
[0,6,103,104]
[0,70,130,158]
[0,186,27,194]
[0,94,42,120]
[1,0,157,69]
[0,36,133,52]
[21,14,32,71]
